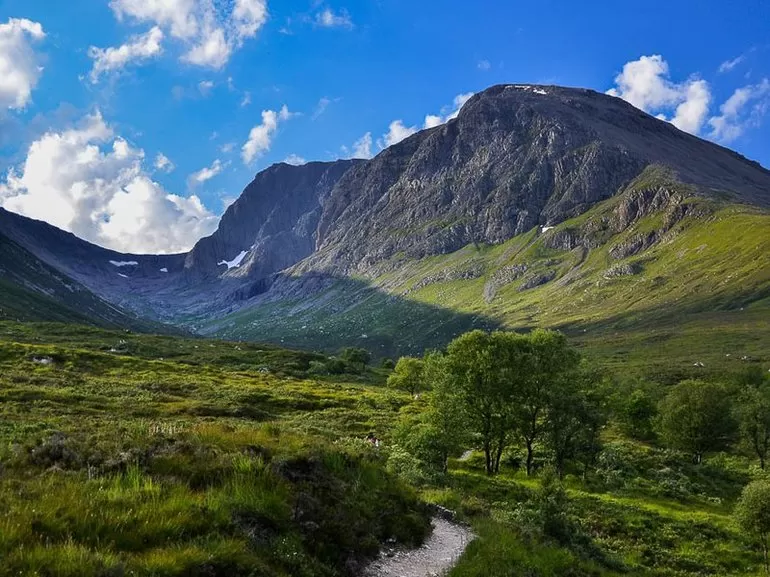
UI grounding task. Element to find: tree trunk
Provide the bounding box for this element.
[525,439,534,476]
[483,440,492,476]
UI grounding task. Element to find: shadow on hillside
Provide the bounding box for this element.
[212,272,504,359]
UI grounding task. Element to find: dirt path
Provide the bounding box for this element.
[362,517,474,577]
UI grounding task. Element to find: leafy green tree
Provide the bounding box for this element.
[734,480,770,573]
[444,330,524,475]
[340,347,371,367]
[547,365,608,479]
[737,385,770,469]
[514,329,580,476]
[658,380,737,464]
[620,388,658,441]
[387,356,426,396]
[423,351,469,473]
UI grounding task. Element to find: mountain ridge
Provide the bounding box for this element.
[1,83,768,370]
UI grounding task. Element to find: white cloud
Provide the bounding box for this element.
[109,0,268,70]
[0,18,46,110]
[378,92,475,149]
[315,8,353,29]
[670,79,711,134]
[198,79,214,95]
[283,154,306,165]
[313,96,331,119]
[241,105,292,164]
[220,141,236,153]
[183,24,230,69]
[478,59,491,71]
[232,0,269,41]
[110,0,199,39]
[154,152,175,172]
[607,54,712,135]
[188,158,224,187]
[379,120,418,148]
[719,55,745,73]
[240,91,251,107]
[88,26,163,83]
[349,132,372,159]
[708,79,770,142]
[0,112,218,253]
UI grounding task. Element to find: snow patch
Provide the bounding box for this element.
[218,250,248,270]
[508,85,549,95]
[541,226,554,233]
[110,260,138,267]
[160,268,168,273]
[118,273,128,278]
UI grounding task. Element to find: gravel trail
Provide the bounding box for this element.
[362,517,474,577]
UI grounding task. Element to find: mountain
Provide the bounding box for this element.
[1,84,768,374]
[0,224,168,331]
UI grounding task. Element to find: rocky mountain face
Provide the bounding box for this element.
[184,160,360,281]
[1,84,769,347]
[301,85,769,276]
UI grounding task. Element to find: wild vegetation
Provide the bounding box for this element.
[1,320,769,576]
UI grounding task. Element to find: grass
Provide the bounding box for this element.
[0,322,430,576]
[1,321,768,575]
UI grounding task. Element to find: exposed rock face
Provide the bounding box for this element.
[2,84,770,332]
[184,161,359,281]
[298,84,770,276]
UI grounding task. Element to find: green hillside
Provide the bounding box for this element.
[206,168,770,380]
[0,322,769,576]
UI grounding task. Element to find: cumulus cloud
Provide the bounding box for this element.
[88,26,163,83]
[379,92,475,148]
[0,18,46,110]
[0,112,218,253]
[241,105,292,164]
[108,0,268,70]
[342,132,372,159]
[154,152,175,172]
[315,8,353,29]
[283,154,306,165]
[188,158,224,187]
[380,120,418,148]
[708,79,770,142]
[607,54,712,135]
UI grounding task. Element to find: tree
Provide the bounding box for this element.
[514,329,580,476]
[340,347,371,367]
[547,364,608,479]
[444,330,524,475]
[387,357,426,396]
[735,480,770,573]
[658,380,737,463]
[620,388,658,441]
[423,352,468,473]
[737,385,770,469]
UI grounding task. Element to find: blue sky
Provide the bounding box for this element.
[0,0,768,253]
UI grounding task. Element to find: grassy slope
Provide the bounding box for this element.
[0,234,169,333]
[210,171,769,381]
[0,322,766,576]
[0,322,428,576]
